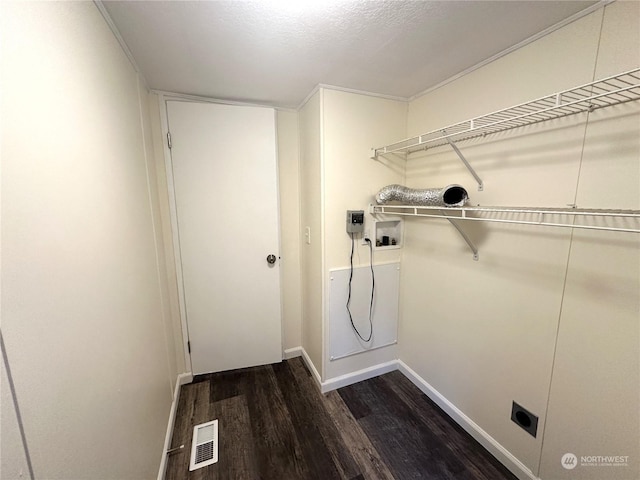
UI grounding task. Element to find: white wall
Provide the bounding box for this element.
[298,88,408,382]
[400,2,639,479]
[277,111,303,351]
[538,3,640,479]
[1,2,177,478]
[299,91,324,376]
[321,89,406,379]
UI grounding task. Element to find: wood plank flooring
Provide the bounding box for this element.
[165,357,517,480]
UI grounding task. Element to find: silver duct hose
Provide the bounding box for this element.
[375,184,469,207]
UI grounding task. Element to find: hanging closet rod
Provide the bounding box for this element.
[370,205,640,234]
[372,67,640,158]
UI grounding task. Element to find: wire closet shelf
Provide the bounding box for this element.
[370,205,640,234]
[371,67,640,157]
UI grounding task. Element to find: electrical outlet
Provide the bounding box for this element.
[511,401,538,437]
[362,228,371,245]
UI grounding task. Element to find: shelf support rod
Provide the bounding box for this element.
[447,218,479,261]
[445,135,484,191]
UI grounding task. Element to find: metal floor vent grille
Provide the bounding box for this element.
[189,420,218,471]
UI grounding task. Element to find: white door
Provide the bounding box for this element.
[167,100,282,375]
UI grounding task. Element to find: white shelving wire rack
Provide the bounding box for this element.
[369,68,640,259]
[371,204,640,234]
[370,204,640,261]
[372,67,640,158]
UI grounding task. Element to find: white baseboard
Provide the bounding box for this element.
[283,346,303,359]
[294,347,399,394]
[321,360,399,393]
[397,360,539,480]
[299,347,323,389]
[178,372,193,385]
[157,372,192,480]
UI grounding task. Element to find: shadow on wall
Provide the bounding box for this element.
[405,111,639,178]
[404,216,492,251]
[1,329,35,480]
[406,219,637,298]
[372,152,406,176]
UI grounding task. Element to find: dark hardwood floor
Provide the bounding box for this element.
[165,357,517,480]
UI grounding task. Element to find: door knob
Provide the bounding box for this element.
[266,254,277,265]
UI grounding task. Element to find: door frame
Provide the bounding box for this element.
[157,92,284,375]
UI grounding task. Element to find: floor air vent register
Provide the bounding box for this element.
[189,420,218,471]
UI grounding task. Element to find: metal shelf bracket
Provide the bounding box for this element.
[447,218,479,261]
[444,134,483,191]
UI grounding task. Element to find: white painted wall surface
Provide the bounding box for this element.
[1,2,176,478]
[538,3,640,479]
[299,91,324,376]
[321,89,407,379]
[400,3,639,479]
[402,11,600,475]
[277,111,303,351]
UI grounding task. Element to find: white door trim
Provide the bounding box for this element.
[158,93,193,373]
[273,110,287,360]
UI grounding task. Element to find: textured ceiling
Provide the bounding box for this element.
[103,1,600,108]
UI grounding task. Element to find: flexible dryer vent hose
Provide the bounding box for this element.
[375,184,469,207]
